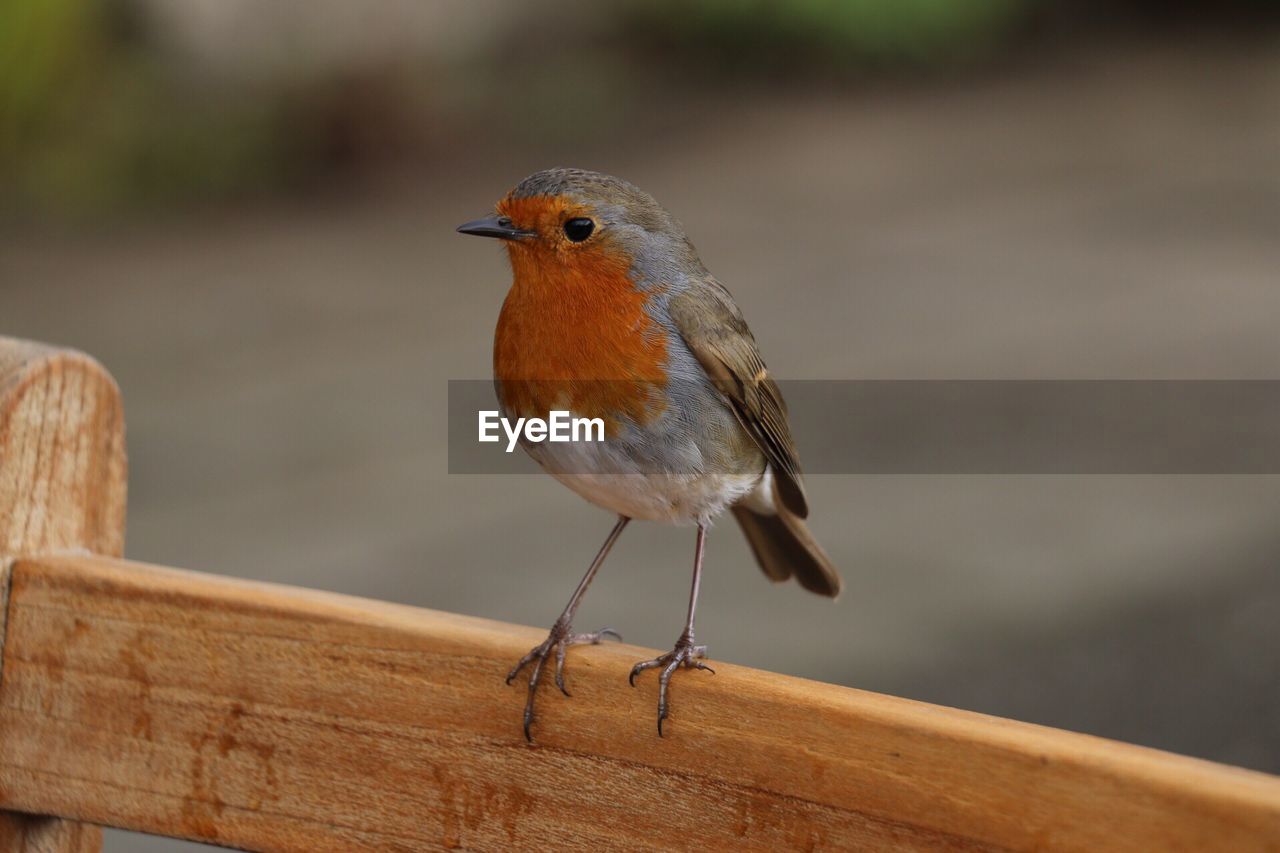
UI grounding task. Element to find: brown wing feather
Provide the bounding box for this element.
[670,278,809,518]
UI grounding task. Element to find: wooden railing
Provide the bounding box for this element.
[1,336,1278,852]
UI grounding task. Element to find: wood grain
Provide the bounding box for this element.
[0,338,124,852]
[0,554,1276,852]
[0,338,126,558]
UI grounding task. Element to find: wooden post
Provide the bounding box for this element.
[0,338,126,853]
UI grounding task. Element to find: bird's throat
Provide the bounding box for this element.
[494,251,668,428]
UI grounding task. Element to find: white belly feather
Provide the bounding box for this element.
[521,412,765,525]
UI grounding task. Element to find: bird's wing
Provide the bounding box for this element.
[669,277,809,518]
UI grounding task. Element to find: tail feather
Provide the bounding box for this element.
[732,504,841,598]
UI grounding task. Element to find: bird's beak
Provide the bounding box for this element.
[456,215,536,241]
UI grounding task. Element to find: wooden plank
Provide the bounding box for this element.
[0,554,1276,852]
[1,338,125,853]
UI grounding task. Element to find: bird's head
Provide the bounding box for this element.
[457,168,698,288]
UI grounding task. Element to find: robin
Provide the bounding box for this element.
[458,168,840,740]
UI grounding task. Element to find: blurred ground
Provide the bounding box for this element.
[2,27,1279,853]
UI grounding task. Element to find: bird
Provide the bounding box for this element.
[457,168,840,740]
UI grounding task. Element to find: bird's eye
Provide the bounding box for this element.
[563,218,595,242]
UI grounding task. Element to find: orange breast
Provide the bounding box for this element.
[494,240,668,430]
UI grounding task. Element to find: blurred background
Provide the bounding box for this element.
[3,1,1279,849]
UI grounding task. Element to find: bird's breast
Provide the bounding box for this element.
[493,260,670,430]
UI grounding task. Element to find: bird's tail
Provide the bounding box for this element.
[732,503,841,598]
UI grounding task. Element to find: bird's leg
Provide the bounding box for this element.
[629,523,715,736]
[507,514,629,741]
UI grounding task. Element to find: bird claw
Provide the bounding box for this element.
[507,625,621,741]
[628,638,713,736]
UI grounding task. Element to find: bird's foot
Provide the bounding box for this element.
[506,620,621,742]
[628,632,715,736]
